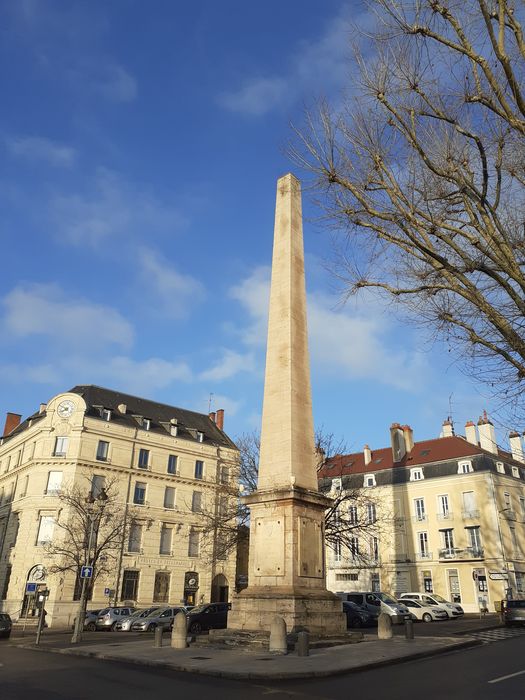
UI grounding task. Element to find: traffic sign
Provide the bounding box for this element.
[489,571,509,581]
[25,582,37,594]
[80,565,93,579]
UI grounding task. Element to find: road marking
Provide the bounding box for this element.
[488,669,525,684]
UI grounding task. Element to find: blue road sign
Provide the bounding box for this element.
[80,565,93,579]
[25,582,37,593]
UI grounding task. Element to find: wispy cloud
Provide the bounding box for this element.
[6,135,77,167]
[1,283,134,350]
[199,349,255,382]
[218,5,354,116]
[137,247,205,319]
[71,63,138,103]
[51,168,188,248]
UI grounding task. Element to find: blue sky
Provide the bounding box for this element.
[0,0,503,453]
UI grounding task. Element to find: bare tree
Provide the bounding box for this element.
[291,0,525,418]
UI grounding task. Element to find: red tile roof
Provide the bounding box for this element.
[318,435,511,477]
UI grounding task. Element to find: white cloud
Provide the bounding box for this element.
[6,136,77,167]
[51,168,188,247]
[199,349,255,382]
[137,247,205,318]
[88,356,192,393]
[89,64,138,103]
[218,5,354,116]
[205,393,242,418]
[2,283,134,350]
[228,266,428,390]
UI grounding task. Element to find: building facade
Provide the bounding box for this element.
[0,386,238,627]
[319,415,525,613]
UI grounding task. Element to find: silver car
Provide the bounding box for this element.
[95,606,136,631]
[114,607,162,631]
[130,606,186,632]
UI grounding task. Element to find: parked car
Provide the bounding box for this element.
[343,592,410,623]
[398,593,464,618]
[71,608,103,632]
[130,606,186,632]
[401,598,448,622]
[0,612,12,639]
[186,602,231,633]
[342,601,373,628]
[504,599,525,627]
[95,606,136,631]
[114,607,162,631]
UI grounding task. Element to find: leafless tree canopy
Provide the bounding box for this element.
[45,477,133,587]
[291,0,525,417]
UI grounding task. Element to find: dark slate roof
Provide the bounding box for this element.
[69,385,237,449]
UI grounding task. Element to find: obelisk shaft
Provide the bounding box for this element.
[257,173,317,492]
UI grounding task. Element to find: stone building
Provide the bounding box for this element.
[0,385,238,627]
[319,414,525,613]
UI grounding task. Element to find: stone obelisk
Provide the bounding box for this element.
[227,174,346,635]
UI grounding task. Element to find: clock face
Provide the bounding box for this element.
[57,400,75,418]
[29,565,47,582]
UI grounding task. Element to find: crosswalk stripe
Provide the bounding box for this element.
[469,627,525,644]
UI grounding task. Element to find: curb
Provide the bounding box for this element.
[11,637,483,680]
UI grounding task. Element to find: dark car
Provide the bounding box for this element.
[342,601,373,628]
[0,612,12,639]
[504,599,525,626]
[186,602,231,633]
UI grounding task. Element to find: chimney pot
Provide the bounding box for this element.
[464,421,478,446]
[442,419,454,438]
[364,444,372,465]
[3,412,21,437]
[39,403,47,414]
[208,411,216,423]
[390,423,406,463]
[215,408,224,431]
[118,403,127,414]
[509,432,524,464]
[478,412,497,454]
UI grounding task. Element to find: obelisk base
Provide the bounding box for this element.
[227,587,347,635]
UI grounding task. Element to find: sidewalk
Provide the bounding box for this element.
[12,632,482,680]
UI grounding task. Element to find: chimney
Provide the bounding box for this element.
[208,411,216,423]
[442,418,454,438]
[215,409,224,431]
[3,413,21,437]
[464,421,478,446]
[509,431,524,464]
[402,425,414,452]
[478,410,498,454]
[117,403,127,414]
[364,445,372,466]
[39,403,47,414]
[390,423,406,463]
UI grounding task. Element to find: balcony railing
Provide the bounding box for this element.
[437,511,454,521]
[438,547,484,560]
[412,514,427,523]
[462,509,480,520]
[502,509,517,520]
[416,551,433,560]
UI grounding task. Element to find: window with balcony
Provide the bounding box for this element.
[191,491,202,513]
[121,570,139,600]
[53,436,68,457]
[128,522,143,553]
[138,449,150,469]
[164,487,176,509]
[194,460,204,480]
[159,525,172,555]
[414,498,426,521]
[418,531,429,558]
[45,470,63,495]
[440,528,455,555]
[96,440,109,461]
[133,482,146,505]
[167,454,178,474]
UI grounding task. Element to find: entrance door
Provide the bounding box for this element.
[447,569,461,603]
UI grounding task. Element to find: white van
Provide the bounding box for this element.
[398,592,464,618]
[342,592,411,623]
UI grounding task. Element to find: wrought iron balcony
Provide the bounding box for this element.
[412,514,427,523]
[416,551,433,560]
[438,547,484,560]
[437,511,454,521]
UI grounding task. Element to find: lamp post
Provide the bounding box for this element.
[71,489,108,644]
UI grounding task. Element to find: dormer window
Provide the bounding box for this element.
[101,409,111,422]
[332,477,342,492]
[364,474,376,487]
[496,461,505,474]
[142,418,151,431]
[458,460,473,474]
[410,468,424,481]
[512,466,520,479]
[197,431,204,443]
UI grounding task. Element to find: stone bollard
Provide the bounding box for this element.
[296,630,309,657]
[171,611,188,649]
[377,613,393,640]
[404,617,414,640]
[154,626,163,647]
[269,616,287,655]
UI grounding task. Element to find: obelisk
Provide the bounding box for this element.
[227,174,346,635]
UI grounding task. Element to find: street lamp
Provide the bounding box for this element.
[71,489,109,644]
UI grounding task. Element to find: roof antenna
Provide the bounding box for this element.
[448,393,455,434]
[208,393,214,413]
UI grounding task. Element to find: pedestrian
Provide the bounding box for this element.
[42,607,48,628]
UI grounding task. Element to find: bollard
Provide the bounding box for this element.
[296,630,309,657]
[154,626,163,648]
[171,611,188,649]
[269,616,287,655]
[377,612,393,640]
[404,617,414,640]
